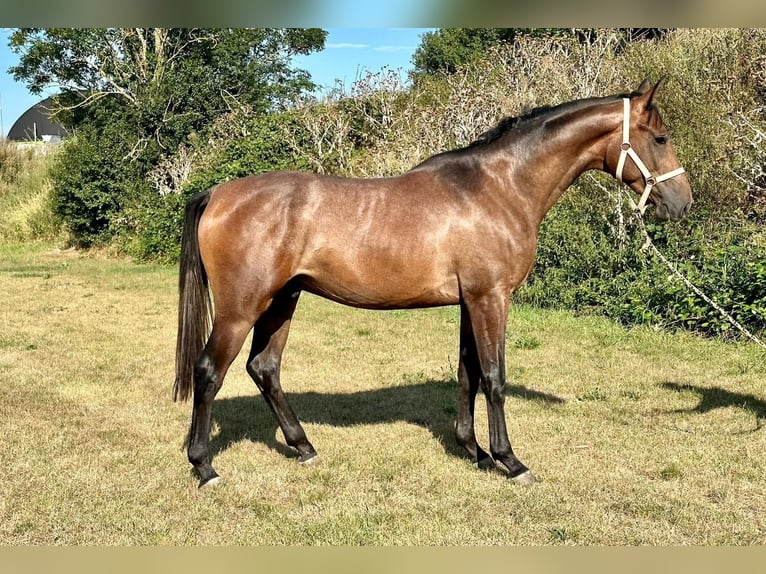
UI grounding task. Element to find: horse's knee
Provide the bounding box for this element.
[480,369,505,406]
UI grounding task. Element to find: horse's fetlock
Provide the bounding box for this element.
[455,422,474,448]
[188,444,207,466]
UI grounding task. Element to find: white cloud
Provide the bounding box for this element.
[327,42,369,49]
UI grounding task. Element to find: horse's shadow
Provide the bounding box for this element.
[209,378,564,463]
[660,382,766,432]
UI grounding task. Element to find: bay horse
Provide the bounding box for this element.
[174,79,692,488]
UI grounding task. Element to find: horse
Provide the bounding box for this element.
[174,78,692,488]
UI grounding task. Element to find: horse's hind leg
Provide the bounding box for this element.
[187,317,252,487]
[246,286,317,463]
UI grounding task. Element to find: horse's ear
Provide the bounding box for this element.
[638,77,666,111]
[636,78,652,94]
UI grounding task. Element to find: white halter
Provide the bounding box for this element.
[616,98,686,214]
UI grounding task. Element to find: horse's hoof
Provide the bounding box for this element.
[199,475,223,489]
[511,470,539,486]
[298,452,319,465]
[477,456,496,471]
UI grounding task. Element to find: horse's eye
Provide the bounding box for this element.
[655,135,668,145]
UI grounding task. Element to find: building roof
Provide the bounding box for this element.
[7,96,68,142]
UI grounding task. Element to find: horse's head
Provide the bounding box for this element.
[610,78,693,221]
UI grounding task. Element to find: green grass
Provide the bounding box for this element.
[1,242,765,545]
[0,142,63,243]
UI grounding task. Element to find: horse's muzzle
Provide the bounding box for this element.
[655,196,692,222]
[654,178,693,222]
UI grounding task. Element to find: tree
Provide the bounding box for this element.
[7,28,327,246]
[411,29,519,77]
[411,29,580,78]
[9,28,327,152]
[411,28,672,79]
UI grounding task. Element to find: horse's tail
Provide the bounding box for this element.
[173,188,213,402]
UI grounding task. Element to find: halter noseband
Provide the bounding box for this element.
[616,98,686,214]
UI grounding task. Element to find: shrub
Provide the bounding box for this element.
[124,110,312,261]
[49,108,157,248]
[48,28,766,342]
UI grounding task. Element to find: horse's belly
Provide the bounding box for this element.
[297,249,459,310]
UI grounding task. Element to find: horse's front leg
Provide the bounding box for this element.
[455,302,494,470]
[462,288,538,485]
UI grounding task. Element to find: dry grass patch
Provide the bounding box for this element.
[0,243,765,545]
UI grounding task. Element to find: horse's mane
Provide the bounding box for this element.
[412,90,640,170]
[464,90,641,150]
[465,107,554,148]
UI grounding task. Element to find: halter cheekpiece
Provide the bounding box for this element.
[616,98,686,214]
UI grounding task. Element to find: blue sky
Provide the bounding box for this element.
[293,28,435,92]
[0,28,435,137]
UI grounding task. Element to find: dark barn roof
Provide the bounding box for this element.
[8,96,68,142]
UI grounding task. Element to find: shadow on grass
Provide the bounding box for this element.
[209,377,564,465]
[660,382,766,432]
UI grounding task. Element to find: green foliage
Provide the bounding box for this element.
[517,190,766,342]
[617,29,766,219]
[48,115,148,246]
[196,112,312,185]
[412,29,520,76]
[124,111,312,261]
[9,27,327,249]
[9,29,326,112]
[649,232,766,338]
[511,29,766,341]
[8,27,766,344]
[511,335,542,350]
[659,463,683,480]
[411,28,584,79]
[518,185,766,340]
[121,191,188,263]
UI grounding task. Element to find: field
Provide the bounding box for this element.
[1,242,765,545]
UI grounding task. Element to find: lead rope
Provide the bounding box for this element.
[588,173,766,349]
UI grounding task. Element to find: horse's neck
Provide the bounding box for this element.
[505,102,619,224]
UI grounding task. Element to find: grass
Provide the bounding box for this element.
[1,242,765,545]
[0,141,63,243]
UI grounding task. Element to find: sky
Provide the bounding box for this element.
[0,28,435,137]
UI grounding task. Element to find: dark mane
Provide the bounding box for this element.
[466,105,556,148]
[412,90,643,170]
[465,90,641,149]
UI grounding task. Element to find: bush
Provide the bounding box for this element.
[49,131,121,246]
[617,28,766,222]
[642,225,766,337]
[124,110,312,261]
[120,190,189,263]
[49,106,157,248]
